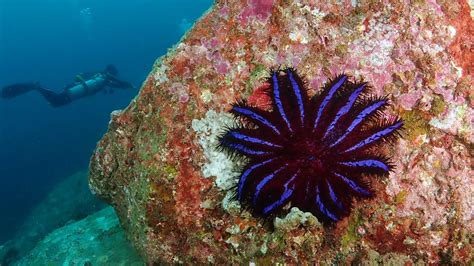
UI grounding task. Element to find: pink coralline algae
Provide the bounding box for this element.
[89,0,474,264]
[398,90,424,111]
[238,0,274,25]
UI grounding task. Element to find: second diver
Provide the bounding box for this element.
[1,64,135,107]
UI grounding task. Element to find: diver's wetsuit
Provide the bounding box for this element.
[1,70,133,107]
[38,73,132,107]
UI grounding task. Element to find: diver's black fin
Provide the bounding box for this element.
[1,82,40,99]
[105,64,118,76]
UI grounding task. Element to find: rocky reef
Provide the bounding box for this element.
[0,171,105,265]
[13,207,143,265]
[89,0,473,264]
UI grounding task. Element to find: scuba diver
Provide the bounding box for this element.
[1,65,134,107]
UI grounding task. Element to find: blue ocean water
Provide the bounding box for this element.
[0,0,212,244]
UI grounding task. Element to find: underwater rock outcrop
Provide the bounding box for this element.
[0,171,105,264]
[89,0,473,264]
[13,207,143,265]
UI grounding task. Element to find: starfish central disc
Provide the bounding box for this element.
[219,67,403,222]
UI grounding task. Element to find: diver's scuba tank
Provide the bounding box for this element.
[65,73,107,100]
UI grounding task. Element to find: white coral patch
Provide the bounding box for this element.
[153,63,168,85]
[200,89,213,104]
[447,25,456,38]
[192,110,241,190]
[274,207,321,231]
[289,30,309,44]
[221,191,241,214]
[429,103,472,143]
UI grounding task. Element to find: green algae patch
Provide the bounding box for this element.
[400,110,430,141]
[245,63,268,95]
[394,190,408,205]
[269,232,287,253]
[335,44,349,56]
[136,132,167,162]
[163,164,178,180]
[430,95,446,116]
[341,209,363,248]
[134,112,168,163]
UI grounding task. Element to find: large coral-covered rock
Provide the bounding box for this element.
[89,0,473,264]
